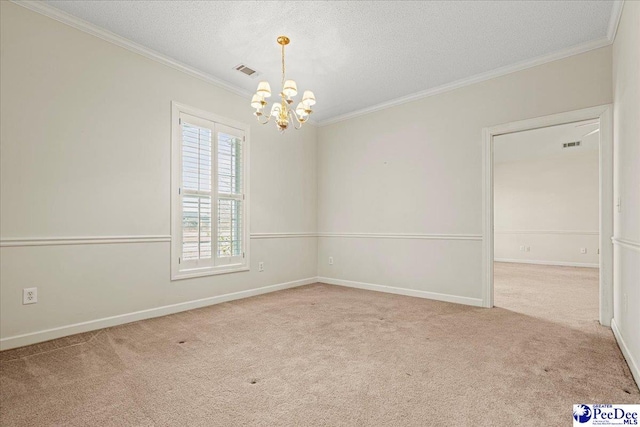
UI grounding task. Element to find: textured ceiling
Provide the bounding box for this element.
[43,1,616,123]
[494,120,599,164]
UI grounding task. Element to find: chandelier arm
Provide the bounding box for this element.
[289,108,301,124]
[257,113,272,125]
[289,109,303,130]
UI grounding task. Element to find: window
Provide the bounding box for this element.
[171,103,249,280]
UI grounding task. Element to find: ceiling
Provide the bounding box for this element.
[494,120,600,164]
[41,1,618,123]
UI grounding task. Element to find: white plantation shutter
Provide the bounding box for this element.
[173,106,248,279]
[216,125,244,263]
[180,115,214,268]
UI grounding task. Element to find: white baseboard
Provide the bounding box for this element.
[318,276,484,307]
[0,277,317,351]
[494,258,599,268]
[611,318,640,389]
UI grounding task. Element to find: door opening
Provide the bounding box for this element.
[482,105,613,326]
[492,120,600,324]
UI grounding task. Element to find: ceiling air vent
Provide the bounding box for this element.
[234,64,260,78]
[563,141,581,148]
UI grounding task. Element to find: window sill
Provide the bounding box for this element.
[171,265,249,281]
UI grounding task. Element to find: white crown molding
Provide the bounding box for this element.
[317,37,612,127]
[494,258,599,268]
[318,276,484,307]
[0,276,317,350]
[495,230,599,236]
[612,236,640,252]
[317,232,482,241]
[9,1,323,127]
[12,0,617,131]
[11,0,253,100]
[607,0,625,43]
[0,235,172,247]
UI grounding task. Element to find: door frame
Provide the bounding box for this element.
[482,104,613,326]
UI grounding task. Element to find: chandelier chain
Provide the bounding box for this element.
[281,43,285,88]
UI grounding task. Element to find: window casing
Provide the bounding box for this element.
[171,103,249,280]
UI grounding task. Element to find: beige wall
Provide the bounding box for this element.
[317,46,612,303]
[494,146,599,266]
[0,2,318,348]
[2,1,633,367]
[612,0,640,385]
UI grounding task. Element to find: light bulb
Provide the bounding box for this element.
[295,102,308,118]
[270,103,282,117]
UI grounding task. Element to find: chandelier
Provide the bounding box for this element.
[250,36,316,132]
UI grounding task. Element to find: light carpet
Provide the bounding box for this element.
[1,264,638,426]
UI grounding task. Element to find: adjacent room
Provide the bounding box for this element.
[493,120,601,326]
[1,1,639,425]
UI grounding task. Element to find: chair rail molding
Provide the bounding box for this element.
[1,233,322,247]
[494,230,598,235]
[611,237,640,252]
[0,235,172,247]
[250,232,317,239]
[317,232,482,241]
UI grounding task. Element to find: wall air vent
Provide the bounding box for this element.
[562,141,581,148]
[234,64,260,78]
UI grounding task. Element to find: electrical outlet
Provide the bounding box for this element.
[519,246,525,252]
[525,246,531,252]
[580,248,587,254]
[258,262,264,272]
[329,256,334,265]
[23,287,37,305]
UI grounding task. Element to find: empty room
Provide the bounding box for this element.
[493,121,602,325]
[1,1,638,426]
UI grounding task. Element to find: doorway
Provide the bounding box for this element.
[482,105,613,326]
